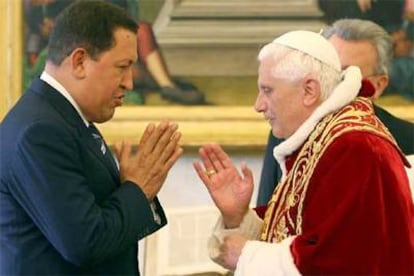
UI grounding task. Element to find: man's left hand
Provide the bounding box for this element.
[214,234,248,271]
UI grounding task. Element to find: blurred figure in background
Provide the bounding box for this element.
[317,0,405,29]
[317,0,414,101]
[109,0,205,105]
[23,0,205,105]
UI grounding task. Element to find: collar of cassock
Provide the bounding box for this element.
[273,66,367,177]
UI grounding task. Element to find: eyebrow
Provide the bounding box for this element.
[259,84,272,90]
[116,59,135,65]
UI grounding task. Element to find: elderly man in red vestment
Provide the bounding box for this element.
[193,30,414,275]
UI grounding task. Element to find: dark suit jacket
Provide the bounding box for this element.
[256,104,414,205]
[0,79,166,275]
[317,0,405,28]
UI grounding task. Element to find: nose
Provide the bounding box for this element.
[121,67,134,91]
[254,91,265,113]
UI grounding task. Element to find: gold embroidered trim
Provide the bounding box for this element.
[261,97,398,242]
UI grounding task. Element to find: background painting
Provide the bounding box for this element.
[2,0,413,148]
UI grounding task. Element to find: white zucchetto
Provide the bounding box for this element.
[272,30,341,72]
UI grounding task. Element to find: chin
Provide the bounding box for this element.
[97,109,116,123]
[271,130,282,139]
[272,126,289,139]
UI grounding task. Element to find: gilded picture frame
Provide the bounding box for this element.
[1,0,413,150]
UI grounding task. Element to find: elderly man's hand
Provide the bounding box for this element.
[193,143,254,228]
[213,234,248,271]
[115,121,183,200]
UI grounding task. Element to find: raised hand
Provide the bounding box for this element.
[114,121,183,200]
[193,143,254,228]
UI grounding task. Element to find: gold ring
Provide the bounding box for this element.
[206,169,216,177]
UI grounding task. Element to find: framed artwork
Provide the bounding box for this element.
[2,0,413,149]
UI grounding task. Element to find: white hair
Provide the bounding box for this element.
[258,42,341,101]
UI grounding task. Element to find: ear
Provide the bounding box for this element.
[69,48,88,79]
[302,78,320,107]
[371,74,389,99]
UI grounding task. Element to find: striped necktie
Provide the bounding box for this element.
[88,124,106,155]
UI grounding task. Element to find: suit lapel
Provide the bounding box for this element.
[30,78,120,183]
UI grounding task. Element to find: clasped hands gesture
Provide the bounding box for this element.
[116,133,255,270]
[193,143,254,270]
[114,121,183,200]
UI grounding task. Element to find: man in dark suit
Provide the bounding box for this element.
[257,18,414,205]
[0,1,182,274]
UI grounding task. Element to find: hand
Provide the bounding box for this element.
[114,121,183,200]
[214,234,248,271]
[193,143,254,228]
[357,0,373,12]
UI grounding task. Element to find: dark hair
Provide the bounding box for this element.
[47,0,138,65]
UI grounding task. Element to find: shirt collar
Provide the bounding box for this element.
[40,71,89,127]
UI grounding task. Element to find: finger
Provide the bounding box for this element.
[152,123,179,159]
[113,141,123,160]
[208,143,228,171]
[161,144,183,173]
[145,130,180,177]
[145,121,169,151]
[148,138,183,187]
[211,143,234,170]
[199,145,216,173]
[133,123,175,175]
[193,161,213,188]
[140,121,169,155]
[138,123,155,148]
[117,141,132,165]
[159,148,183,185]
[157,131,182,164]
[116,141,132,182]
[241,162,254,183]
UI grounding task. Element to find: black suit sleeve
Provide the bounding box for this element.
[375,105,414,155]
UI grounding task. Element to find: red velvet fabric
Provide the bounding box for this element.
[358,79,376,98]
[254,205,268,219]
[289,131,414,275]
